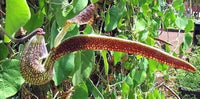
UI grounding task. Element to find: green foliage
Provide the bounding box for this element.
[177,47,200,92]
[86,79,104,98]
[104,0,127,31]
[72,50,95,86]
[175,16,188,30]
[185,19,194,33]
[52,23,79,85]
[53,53,75,85]
[72,81,88,99]
[5,0,30,42]
[51,0,88,26]
[0,43,9,60]
[84,24,95,34]
[24,9,44,32]
[101,50,109,75]
[183,32,193,50]
[0,0,198,98]
[113,51,125,66]
[67,0,88,19]
[0,59,24,98]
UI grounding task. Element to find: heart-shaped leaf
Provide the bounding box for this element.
[5,0,30,42]
[0,59,24,98]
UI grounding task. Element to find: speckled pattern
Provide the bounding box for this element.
[20,34,197,85]
[19,4,197,85]
[69,4,95,25]
[53,35,197,72]
[20,34,53,85]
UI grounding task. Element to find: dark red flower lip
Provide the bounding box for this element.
[37,28,45,35]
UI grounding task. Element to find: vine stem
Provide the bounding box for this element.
[156,82,181,99]
[0,9,5,15]
[163,84,181,99]
[0,25,44,43]
[54,21,72,47]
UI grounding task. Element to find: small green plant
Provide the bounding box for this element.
[177,46,200,98]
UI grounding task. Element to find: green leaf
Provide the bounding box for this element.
[165,44,170,53]
[72,81,88,99]
[101,51,109,75]
[113,51,124,66]
[129,69,136,78]
[83,24,94,34]
[134,70,147,84]
[50,21,59,49]
[54,7,67,27]
[126,75,134,86]
[138,0,147,7]
[80,50,95,78]
[148,59,158,73]
[52,0,88,26]
[141,3,149,17]
[179,3,185,15]
[104,6,121,31]
[104,1,126,31]
[131,0,138,6]
[72,51,82,86]
[105,11,110,26]
[113,51,125,66]
[151,19,161,37]
[90,0,99,3]
[175,16,188,30]
[53,53,75,85]
[5,0,30,42]
[153,88,160,98]
[141,82,149,92]
[14,44,25,60]
[135,18,147,32]
[158,64,169,71]
[122,57,134,70]
[50,0,69,26]
[39,0,46,14]
[139,58,148,71]
[163,9,176,29]
[66,0,88,19]
[148,92,155,99]
[183,32,193,50]
[111,90,117,99]
[173,0,183,10]
[86,79,103,98]
[139,30,149,41]
[145,37,155,46]
[52,23,79,85]
[185,19,194,33]
[24,9,44,33]
[122,82,130,98]
[0,59,24,98]
[72,50,95,85]
[158,0,166,11]
[0,43,9,60]
[62,5,74,17]
[160,92,165,99]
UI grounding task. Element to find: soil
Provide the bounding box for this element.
[158,30,186,53]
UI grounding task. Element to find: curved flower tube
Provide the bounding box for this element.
[20,4,197,85]
[20,34,197,85]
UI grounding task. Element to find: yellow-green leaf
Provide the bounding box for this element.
[5,0,30,42]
